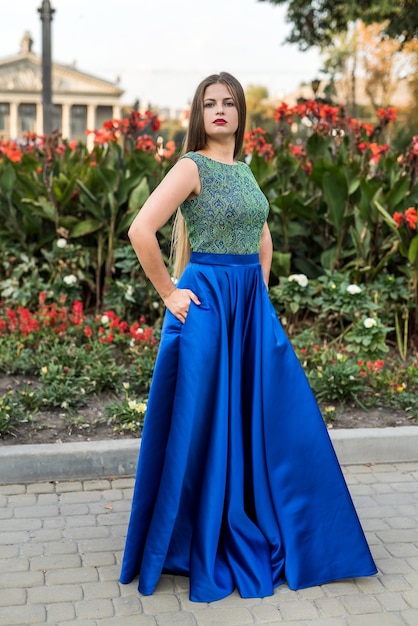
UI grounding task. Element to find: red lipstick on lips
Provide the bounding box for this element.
[214,118,227,125]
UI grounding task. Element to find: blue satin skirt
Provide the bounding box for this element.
[120,252,377,602]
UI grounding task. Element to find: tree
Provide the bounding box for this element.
[245,85,276,133]
[259,0,418,49]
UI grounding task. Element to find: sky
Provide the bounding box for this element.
[2,0,323,110]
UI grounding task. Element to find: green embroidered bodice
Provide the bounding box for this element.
[180,152,269,254]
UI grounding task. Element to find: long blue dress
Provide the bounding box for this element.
[120,152,377,602]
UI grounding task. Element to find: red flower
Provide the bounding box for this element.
[405,207,418,229]
[394,208,418,229]
[393,212,404,228]
[84,326,93,338]
[136,135,156,154]
[376,107,397,123]
[288,143,306,158]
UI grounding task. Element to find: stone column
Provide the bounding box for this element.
[36,103,43,135]
[61,103,71,140]
[86,104,96,150]
[9,101,19,140]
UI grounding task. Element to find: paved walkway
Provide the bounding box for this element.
[0,462,418,626]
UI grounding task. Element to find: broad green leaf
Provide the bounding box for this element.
[76,178,99,203]
[320,246,337,271]
[323,168,348,230]
[71,218,102,237]
[386,177,410,211]
[118,172,144,205]
[129,177,150,211]
[0,165,16,194]
[408,235,418,266]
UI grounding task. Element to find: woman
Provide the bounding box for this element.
[120,72,377,602]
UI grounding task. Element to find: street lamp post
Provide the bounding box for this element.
[38,0,55,136]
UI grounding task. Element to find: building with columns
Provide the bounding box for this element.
[0,32,124,145]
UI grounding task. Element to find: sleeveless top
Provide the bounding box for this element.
[180,152,269,255]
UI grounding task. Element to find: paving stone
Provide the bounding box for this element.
[0,604,45,625]
[75,598,115,619]
[55,480,83,492]
[28,583,83,603]
[378,592,410,611]
[112,595,144,616]
[251,603,282,622]
[82,580,121,600]
[27,482,56,494]
[141,593,180,614]
[0,484,26,495]
[322,581,359,596]
[277,599,319,620]
[402,589,418,608]
[101,617,155,626]
[0,557,29,574]
[385,542,418,558]
[0,587,26,606]
[31,553,81,571]
[379,574,412,592]
[84,479,111,491]
[191,607,253,625]
[46,601,75,622]
[314,596,346,617]
[376,558,414,575]
[0,570,44,589]
[404,573,418,589]
[346,614,405,625]
[45,565,99,585]
[402,608,418,625]
[340,593,382,614]
[110,477,135,489]
[155,612,197,625]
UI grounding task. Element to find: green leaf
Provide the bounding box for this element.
[408,235,418,266]
[71,219,103,237]
[118,172,144,205]
[76,179,99,203]
[271,251,291,277]
[320,246,337,271]
[0,165,16,194]
[322,168,348,230]
[386,177,409,211]
[129,177,150,211]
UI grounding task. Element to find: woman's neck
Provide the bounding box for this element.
[200,139,235,165]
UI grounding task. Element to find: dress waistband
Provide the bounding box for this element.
[190,252,260,267]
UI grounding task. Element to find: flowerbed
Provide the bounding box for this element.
[0,288,417,444]
[0,293,158,441]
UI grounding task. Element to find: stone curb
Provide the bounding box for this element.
[1,426,418,484]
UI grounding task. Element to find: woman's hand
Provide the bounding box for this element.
[163,288,201,324]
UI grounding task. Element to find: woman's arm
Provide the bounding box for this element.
[128,158,201,322]
[259,222,273,289]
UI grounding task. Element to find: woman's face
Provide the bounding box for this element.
[202,82,239,139]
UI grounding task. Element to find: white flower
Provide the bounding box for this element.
[63,274,77,286]
[152,301,159,309]
[122,382,130,390]
[288,274,309,288]
[101,315,110,324]
[346,284,362,295]
[126,285,134,296]
[364,317,377,328]
[56,238,67,248]
[138,402,147,413]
